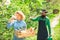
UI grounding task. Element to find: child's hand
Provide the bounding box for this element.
[8,17,15,23]
[8,15,16,23]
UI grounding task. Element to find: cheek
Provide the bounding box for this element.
[18,16,21,19]
[18,16,21,18]
[15,14,22,20]
[42,13,46,15]
[15,16,19,20]
[16,14,20,18]
[15,16,18,19]
[14,14,18,18]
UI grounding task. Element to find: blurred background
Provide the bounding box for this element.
[0,0,60,40]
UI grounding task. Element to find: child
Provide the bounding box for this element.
[7,11,27,40]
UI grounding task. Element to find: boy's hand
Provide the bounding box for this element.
[48,33,51,37]
[29,17,33,20]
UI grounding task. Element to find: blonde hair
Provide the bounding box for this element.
[15,11,25,20]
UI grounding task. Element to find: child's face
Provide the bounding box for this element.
[14,13,22,20]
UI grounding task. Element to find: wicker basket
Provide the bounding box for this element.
[15,28,35,38]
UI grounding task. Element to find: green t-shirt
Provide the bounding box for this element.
[31,16,51,35]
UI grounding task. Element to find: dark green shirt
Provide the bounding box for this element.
[31,16,51,35]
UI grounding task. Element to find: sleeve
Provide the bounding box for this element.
[31,16,39,21]
[23,22,27,30]
[7,22,14,29]
[47,18,51,35]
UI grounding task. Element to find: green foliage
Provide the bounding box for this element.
[0,0,44,40]
[0,0,60,40]
[53,19,60,40]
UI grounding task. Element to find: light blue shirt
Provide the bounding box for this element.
[7,20,27,30]
[7,20,26,40]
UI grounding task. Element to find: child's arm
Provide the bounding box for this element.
[7,18,15,29]
[23,22,27,30]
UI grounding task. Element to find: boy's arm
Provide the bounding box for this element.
[30,16,39,21]
[47,19,51,36]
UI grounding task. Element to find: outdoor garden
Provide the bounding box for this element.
[0,0,60,40]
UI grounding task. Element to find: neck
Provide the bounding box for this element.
[41,15,46,18]
[17,20,22,21]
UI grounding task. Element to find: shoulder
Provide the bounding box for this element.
[21,21,27,26]
[14,20,17,23]
[46,16,50,22]
[46,16,49,19]
[21,20,26,24]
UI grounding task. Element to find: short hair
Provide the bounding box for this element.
[42,9,48,13]
[15,11,25,20]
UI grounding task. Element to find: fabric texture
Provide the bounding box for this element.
[31,16,51,40]
[7,20,26,40]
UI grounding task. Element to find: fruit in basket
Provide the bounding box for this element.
[15,27,35,38]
